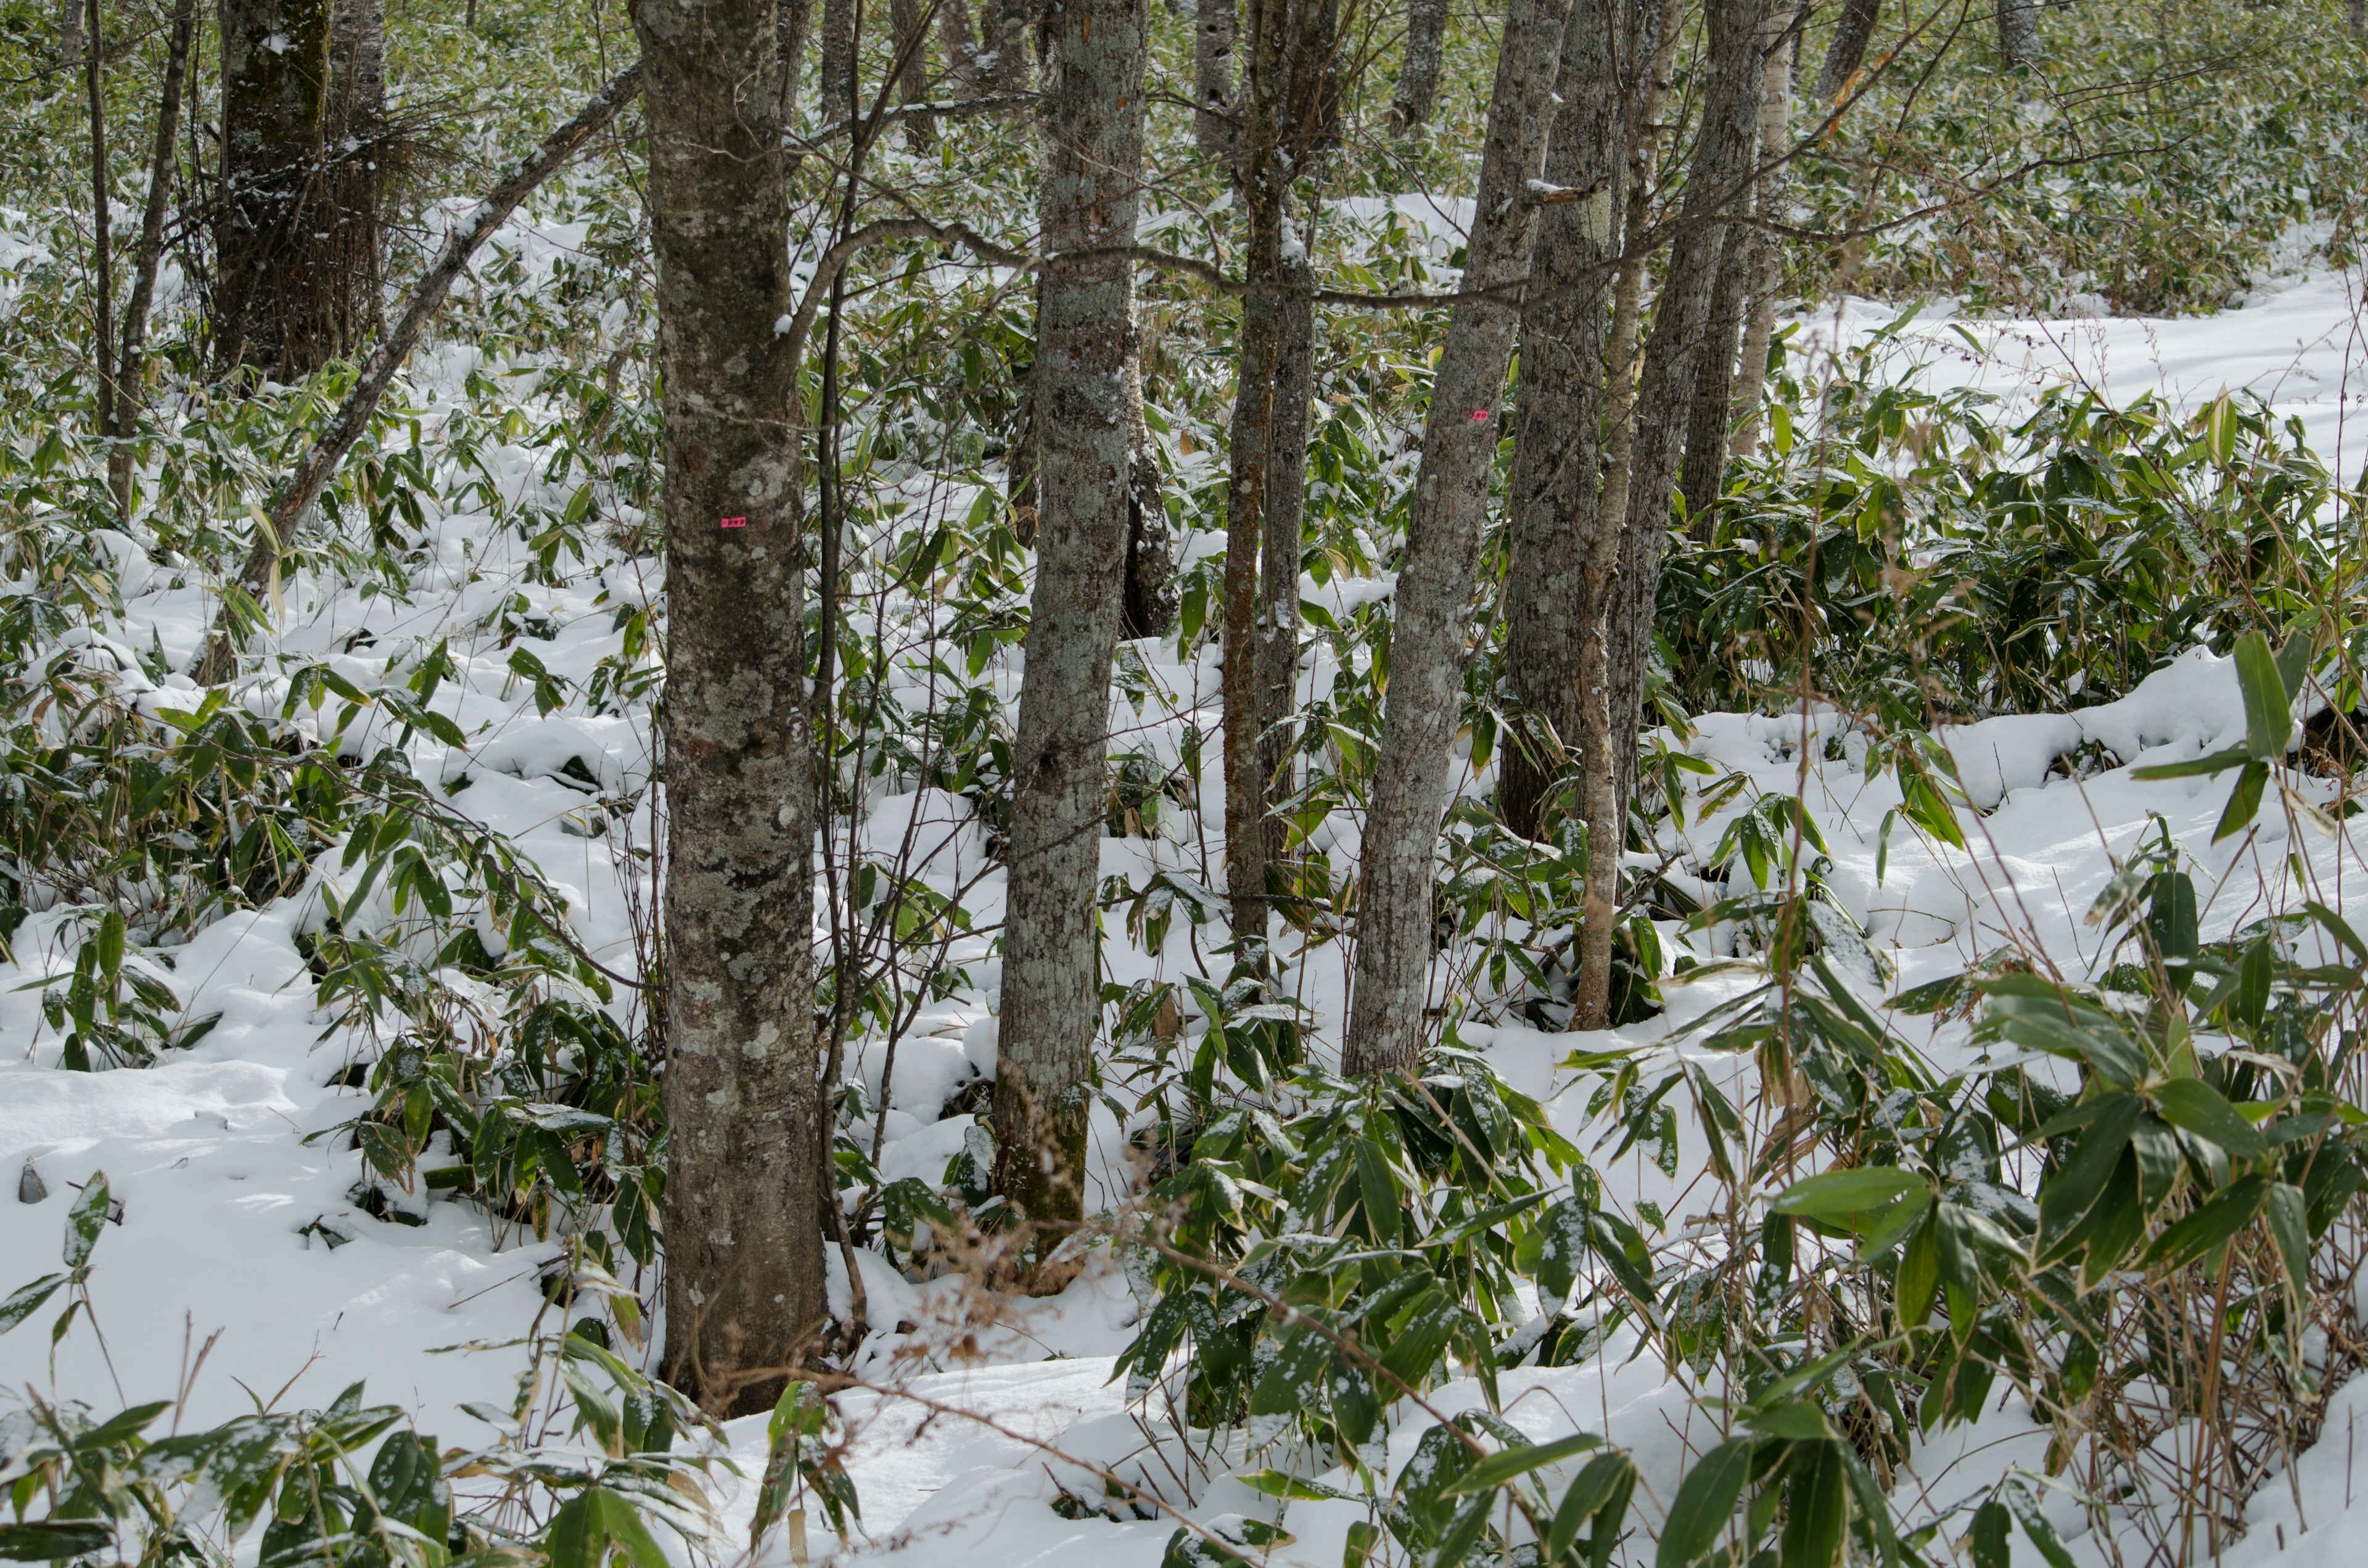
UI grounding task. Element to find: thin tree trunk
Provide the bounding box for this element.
[890,0,935,146]
[1007,276,1043,546]
[1573,0,1761,1028]
[194,67,643,684]
[1220,0,1295,946]
[1568,0,1756,1030]
[1730,6,1798,462]
[58,0,83,68]
[85,0,114,440]
[109,0,199,519]
[1257,235,1316,876]
[636,0,816,1419]
[1997,0,2041,73]
[1225,0,1336,943]
[1343,0,1570,1078]
[1195,0,1238,153]
[1677,223,1746,522]
[1120,341,1175,638]
[1389,0,1448,134]
[820,0,858,125]
[1495,0,1624,844]
[1815,0,1877,102]
[992,0,1147,1229]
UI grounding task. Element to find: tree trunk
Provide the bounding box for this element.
[890,0,935,146]
[85,0,113,439]
[1256,240,1315,873]
[1815,0,1877,102]
[109,0,199,519]
[58,0,83,67]
[1342,0,1569,1078]
[1495,0,1624,844]
[941,0,983,94]
[820,0,858,125]
[1120,342,1175,638]
[1195,0,1237,153]
[635,0,820,1416]
[216,0,382,379]
[1729,6,1798,462]
[990,0,1035,94]
[778,0,812,123]
[1567,0,1759,1029]
[1676,223,1746,522]
[992,0,1147,1228]
[193,65,645,684]
[1997,0,2041,73]
[1389,0,1448,134]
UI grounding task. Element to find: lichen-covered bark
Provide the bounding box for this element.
[1495,0,1624,843]
[820,0,858,124]
[1677,224,1747,521]
[633,0,819,1418]
[993,0,1146,1226]
[1343,0,1569,1078]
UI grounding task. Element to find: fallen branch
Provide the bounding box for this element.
[195,60,646,687]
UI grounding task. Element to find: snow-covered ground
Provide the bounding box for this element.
[6,234,2368,1567]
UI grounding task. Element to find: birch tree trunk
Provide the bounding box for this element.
[633,0,820,1416]
[1389,0,1449,133]
[1495,0,1624,843]
[993,0,1148,1229]
[1343,0,1569,1077]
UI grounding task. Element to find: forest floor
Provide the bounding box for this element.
[2,208,2366,1567]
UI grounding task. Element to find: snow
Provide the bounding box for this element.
[5,208,2368,1568]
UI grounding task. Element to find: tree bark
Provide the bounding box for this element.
[1389,0,1449,134]
[1729,6,1798,462]
[1195,0,1238,154]
[1495,0,1624,844]
[635,0,818,1418]
[194,66,645,685]
[1676,223,1746,522]
[1566,0,1759,1029]
[57,0,83,68]
[820,0,858,126]
[215,0,382,379]
[109,0,199,519]
[940,0,983,93]
[890,0,936,146]
[1121,361,1175,640]
[85,0,114,440]
[989,0,1035,93]
[1342,0,1569,1078]
[1997,0,2041,73]
[993,0,1147,1227]
[1815,0,1877,102]
[1225,0,1337,942]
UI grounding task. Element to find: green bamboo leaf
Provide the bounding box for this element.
[2233,632,2289,760]
[2150,1078,2267,1160]
[1769,1167,1925,1219]
[1655,1439,1753,1568]
[1444,1430,1604,1495]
